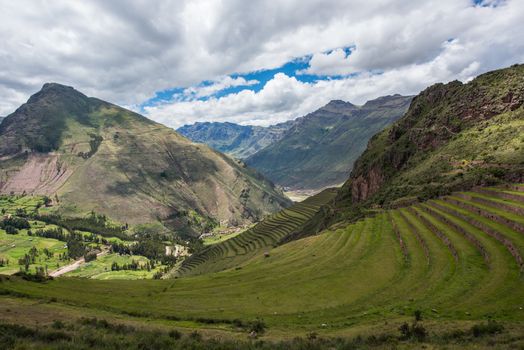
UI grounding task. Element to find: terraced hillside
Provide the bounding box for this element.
[1,185,522,343]
[176,188,338,276]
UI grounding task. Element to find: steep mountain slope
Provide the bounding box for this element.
[0,117,3,124]
[245,95,412,190]
[0,83,291,235]
[177,120,292,159]
[333,64,524,220]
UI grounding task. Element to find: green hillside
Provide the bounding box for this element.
[1,185,523,348]
[0,84,291,236]
[333,64,524,221]
[246,96,412,190]
[177,121,293,159]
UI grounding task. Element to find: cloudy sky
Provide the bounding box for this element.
[1,0,523,127]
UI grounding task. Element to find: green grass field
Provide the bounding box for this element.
[64,253,167,280]
[1,185,522,347]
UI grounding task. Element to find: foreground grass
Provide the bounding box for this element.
[0,301,522,349]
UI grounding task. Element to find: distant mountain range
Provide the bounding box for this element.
[180,95,412,190]
[177,120,293,159]
[0,116,4,124]
[246,95,413,190]
[0,83,291,236]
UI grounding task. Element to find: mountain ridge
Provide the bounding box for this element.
[245,94,413,190]
[177,120,293,159]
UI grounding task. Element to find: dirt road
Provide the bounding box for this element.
[49,250,107,277]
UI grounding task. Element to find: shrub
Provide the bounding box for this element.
[471,320,504,337]
[84,251,98,263]
[4,225,18,235]
[248,319,266,334]
[414,310,422,322]
[51,320,65,329]
[411,323,427,341]
[399,320,427,341]
[188,331,202,340]
[306,332,318,340]
[168,329,182,339]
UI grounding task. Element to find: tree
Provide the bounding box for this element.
[5,225,18,235]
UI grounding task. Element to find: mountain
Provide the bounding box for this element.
[245,95,413,190]
[333,64,524,220]
[177,120,293,159]
[0,117,4,124]
[0,83,291,236]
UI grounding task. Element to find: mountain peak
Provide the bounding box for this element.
[27,82,88,105]
[41,82,74,90]
[324,99,355,108]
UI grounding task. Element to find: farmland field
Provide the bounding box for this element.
[64,253,167,280]
[0,196,174,280]
[0,222,67,275]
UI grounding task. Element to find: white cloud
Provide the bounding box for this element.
[0,0,523,126]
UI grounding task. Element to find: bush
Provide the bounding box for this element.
[411,323,427,341]
[414,310,422,322]
[248,319,266,334]
[5,225,18,235]
[306,332,318,340]
[168,329,182,339]
[188,331,202,340]
[51,320,65,329]
[399,320,427,341]
[471,320,504,337]
[84,251,98,263]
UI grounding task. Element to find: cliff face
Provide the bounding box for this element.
[335,64,524,213]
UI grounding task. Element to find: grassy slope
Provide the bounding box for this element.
[176,188,338,276]
[1,186,522,340]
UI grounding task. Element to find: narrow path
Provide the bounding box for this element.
[49,249,108,277]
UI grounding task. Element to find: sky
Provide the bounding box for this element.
[0,0,523,128]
